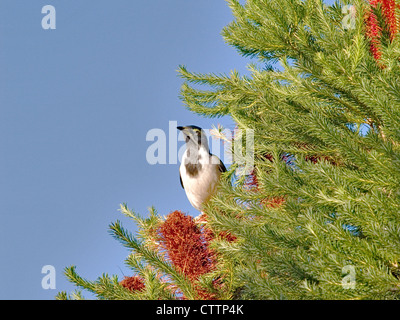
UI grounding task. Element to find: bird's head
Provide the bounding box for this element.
[177,125,209,150]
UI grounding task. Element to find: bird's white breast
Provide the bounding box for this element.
[180,148,221,211]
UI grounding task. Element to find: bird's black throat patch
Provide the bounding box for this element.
[185,162,202,177]
[185,147,202,177]
[185,162,201,178]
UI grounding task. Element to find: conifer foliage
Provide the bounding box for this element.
[58,0,400,300]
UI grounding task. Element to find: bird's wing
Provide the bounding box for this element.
[211,154,227,173]
[218,158,227,173]
[180,171,184,189]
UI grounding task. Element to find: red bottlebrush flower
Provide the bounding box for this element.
[157,211,215,282]
[156,211,237,299]
[218,230,238,242]
[381,0,397,40]
[120,276,145,292]
[365,0,400,62]
[365,4,383,61]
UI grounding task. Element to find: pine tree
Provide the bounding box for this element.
[58,0,400,300]
[178,0,400,299]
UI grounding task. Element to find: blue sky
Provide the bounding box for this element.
[0,0,252,299]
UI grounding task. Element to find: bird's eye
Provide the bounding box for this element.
[186,136,190,143]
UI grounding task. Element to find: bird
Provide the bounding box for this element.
[177,125,226,213]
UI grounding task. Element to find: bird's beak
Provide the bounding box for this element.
[177,126,185,131]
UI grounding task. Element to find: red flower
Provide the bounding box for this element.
[120,276,145,292]
[157,211,215,282]
[156,211,238,299]
[365,0,400,62]
[365,3,383,61]
[381,0,397,40]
